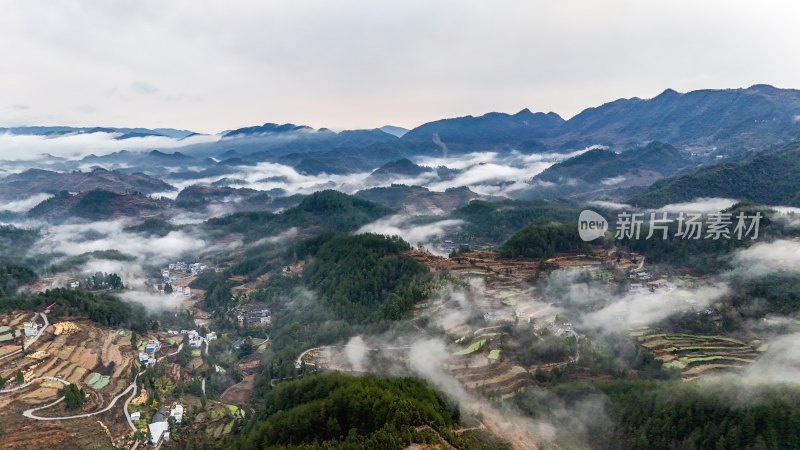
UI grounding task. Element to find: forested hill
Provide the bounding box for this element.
[631,141,800,207]
[302,233,428,322]
[500,220,591,259]
[232,373,507,450]
[515,380,800,450]
[535,142,689,184]
[203,190,393,241]
[450,198,581,242]
[0,288,150,331]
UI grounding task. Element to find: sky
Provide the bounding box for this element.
[1,0,799,133]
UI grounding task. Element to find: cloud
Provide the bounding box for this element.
[600,175,626,186]
[737,333,800,384]
[414,149,592,197]
[251,227,299,246]
[118,290,185,312]
[0,131,218,161]
[130,81,159,95]
[658,197,738,214]
[589,200,631,210]
[0,193,53,212]
[33,219,213,267]
[356,215,463,251]
[581,283,730,331]
[79,257,149,290]
[770,207,800,229]
[730,239,800,278]
[344,335,367,372]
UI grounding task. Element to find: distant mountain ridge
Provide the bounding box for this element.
[401,85,800,154]
[0,126,197,139]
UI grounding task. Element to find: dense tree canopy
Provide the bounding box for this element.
[233,373,459,450]
[500,220,590,258]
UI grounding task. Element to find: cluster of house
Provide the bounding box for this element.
[166,261,208,276]
[136,403,184,445]
[138,339,162,366]
[629,271,677,292]
[156,282,192,297]
[531,316,578,338]
[167,329,217,348]
[439,239,466,254]
[236,307,272,328]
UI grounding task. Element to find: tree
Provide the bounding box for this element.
[0,374,5,389]
[61,383,87,409]
[176,342,193,367]
[164,283,174,294]
[237,337,254,359]
[15,370,23,385]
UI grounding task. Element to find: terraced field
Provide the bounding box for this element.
[635,329,762,380]
[450,360,532,397]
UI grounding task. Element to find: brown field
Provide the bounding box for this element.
[0,313,139,448]
[221,374,255,405]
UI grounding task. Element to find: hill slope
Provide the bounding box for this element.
[631,141,800,207]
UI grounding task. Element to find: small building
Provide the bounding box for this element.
[145,339,161,354]
[138,352,152,365]
[205,332,217,342]
[187,330,202,348]
[23,321,39,337]
[130,411,141,421]
[149,421,169,445]
[170,404,184,424]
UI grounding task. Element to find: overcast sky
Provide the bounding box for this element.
[1,0,799,133]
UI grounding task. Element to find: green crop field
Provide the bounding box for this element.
[456,339,486,355]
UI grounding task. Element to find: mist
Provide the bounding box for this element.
[0,131,218,161]
[356,215,463,253]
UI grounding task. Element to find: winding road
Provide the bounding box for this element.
[1,343,186,423]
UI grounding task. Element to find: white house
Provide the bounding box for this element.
[23,321,39,337]
[130,411,141,421]
[205,332,217,342]
[149,421,169,445]
[188,331,203,348]
[170,404,184,424]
